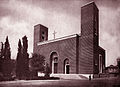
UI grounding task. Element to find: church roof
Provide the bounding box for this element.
[37,34,80,46]
[81,1,98,11]
[98,46,105,51]
[81,1,94,7]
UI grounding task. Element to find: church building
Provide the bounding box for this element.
[33,2,105,75]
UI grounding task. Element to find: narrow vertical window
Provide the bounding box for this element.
[99,54,102,73]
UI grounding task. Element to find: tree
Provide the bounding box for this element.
[16,36,29,79]
[44,63,50,77]
[29,53,45,76]
[22,36,29,78]
[16,39,23,79]
[0,36,14,80]
[2,36,12,78]
[4,36,11,60]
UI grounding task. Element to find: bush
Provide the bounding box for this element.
[0,73,4,81]
[29,53,45,73]
[44,63,50,78]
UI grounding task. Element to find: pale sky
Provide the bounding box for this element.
[0,0,120,66]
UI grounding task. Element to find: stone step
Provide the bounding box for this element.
[50,74,89,80]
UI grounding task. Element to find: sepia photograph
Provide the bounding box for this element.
[0,0,120,87]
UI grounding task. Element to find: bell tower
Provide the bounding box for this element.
[80,2,99,74]
[33,24,48,53]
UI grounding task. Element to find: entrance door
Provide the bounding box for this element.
[50,52,58,74]
[64,59,70,74]
[54,63,58,73]
[66,64,69,74]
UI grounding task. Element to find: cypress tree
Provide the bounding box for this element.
[4,36,11,60]
[16,39,23,79]
[16,36,29,79]
[22,36,29,79]
[2,36,12,77]
[0,42,3,73]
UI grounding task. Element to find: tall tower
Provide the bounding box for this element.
[117,58,120,69]
[80,2,99,74]
[33,24,48,53]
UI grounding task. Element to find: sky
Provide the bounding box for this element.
[0,0,120,66]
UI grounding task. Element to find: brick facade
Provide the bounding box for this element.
[34,35,78,74]
[33,2,105,74]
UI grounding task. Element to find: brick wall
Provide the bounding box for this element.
[35,36,78,74]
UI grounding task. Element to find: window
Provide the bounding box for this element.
[42,32,45,34]
[99,54,103,73]
[54,57,58,63]
[95,59,98,66]
[94,16,98,36]
[41,31,45,41]
[42,36,44,40]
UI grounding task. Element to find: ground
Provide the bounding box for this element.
[0,78,120,87]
